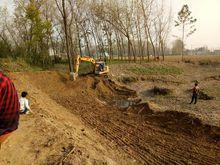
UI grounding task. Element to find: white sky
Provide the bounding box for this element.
[0,0,14,15]
[0,0,13,8]
[170,0,220,49]
[1,0,220,49]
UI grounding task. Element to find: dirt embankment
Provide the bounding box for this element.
[16,71,220,164]
[0,71,136,165]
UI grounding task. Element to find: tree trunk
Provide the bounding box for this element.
[76,21,82,56]
[84,30,91,57]
[181,23,185,61]
[62,0,74,80]
[127,36,131,62]
[148,26,156,59]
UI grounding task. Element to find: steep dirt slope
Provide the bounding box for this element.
[0,71,135,165]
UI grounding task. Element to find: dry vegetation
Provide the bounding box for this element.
[166,54,220,62]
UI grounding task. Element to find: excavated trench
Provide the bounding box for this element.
[28,71,220,164]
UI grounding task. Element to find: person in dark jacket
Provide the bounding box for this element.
[0,72,19,147]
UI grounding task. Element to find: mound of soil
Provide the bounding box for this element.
[93,77,137,103]
[151,86,172,95]
[147,111,220,141]
[118,76,138,84]
[126,102,219,142]
[186,89,214,100]
[141,86,172,97]
[198,91,215,100]
[128,102,153,115]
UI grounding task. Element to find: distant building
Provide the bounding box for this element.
[194,47,210,55]
[186,46,211,55]
[213,49,220,55]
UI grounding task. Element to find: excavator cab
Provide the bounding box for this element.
[95,61,109,75]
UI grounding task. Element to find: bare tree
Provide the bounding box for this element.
[1,0,174,67]
[55,0,74,80]
[154,1,171,60]
[175,4,197,61]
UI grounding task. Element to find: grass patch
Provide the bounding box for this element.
[0,58,42,72]
[129,66,182,75]
[50,63,68,72]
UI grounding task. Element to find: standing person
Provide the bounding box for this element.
[190,82,199,104]
[0,71,19,147]
[19,91,31,114]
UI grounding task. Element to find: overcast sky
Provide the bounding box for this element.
[0,0,220,49]
[0,0,13,8]
[170,0,220,49]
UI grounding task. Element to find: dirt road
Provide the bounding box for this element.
[0,71,219,164]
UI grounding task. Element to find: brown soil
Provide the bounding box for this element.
[198,91,215,100]
[151,86,172,96]
[186,89,215,100]
[0,71,219,164]
[204,75,220,81]
[110,61,220,127]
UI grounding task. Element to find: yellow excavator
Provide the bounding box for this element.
[73,55,109,80]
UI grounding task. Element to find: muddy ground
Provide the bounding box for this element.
[0,58,220,164]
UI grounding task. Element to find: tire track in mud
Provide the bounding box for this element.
[57,97,220,164]
[29,73,220,164]
[79,111,163,164]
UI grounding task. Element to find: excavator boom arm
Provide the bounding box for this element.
[79,57,96,64]
[75,56,95,75]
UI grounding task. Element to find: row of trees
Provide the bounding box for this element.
[0,0,52,66]
[0,0,172,67]
[0,1,197,79]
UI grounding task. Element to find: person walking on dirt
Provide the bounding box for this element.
[190,82,199,104]
[19,91,31,114]
[0,72,19,147]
